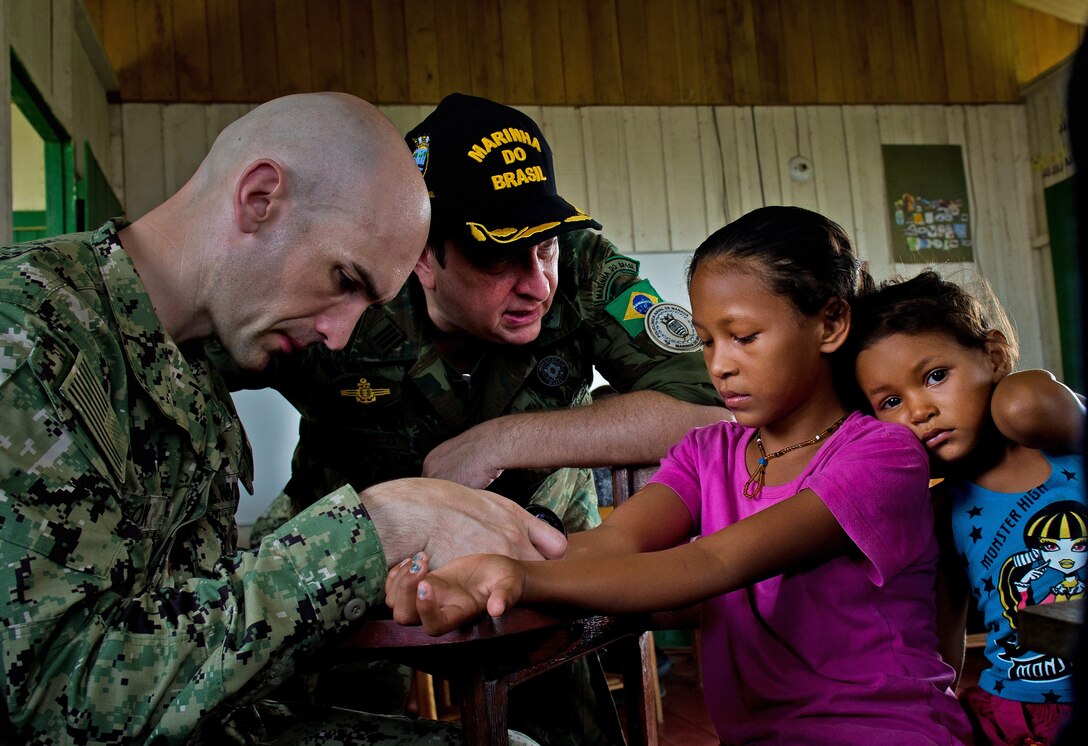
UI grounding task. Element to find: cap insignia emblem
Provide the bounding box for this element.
[411,135,430,176]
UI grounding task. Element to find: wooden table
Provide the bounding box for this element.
[1019,598,1085,661]
[330,607,698,746]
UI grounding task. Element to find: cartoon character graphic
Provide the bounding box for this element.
[996,501,1087,663]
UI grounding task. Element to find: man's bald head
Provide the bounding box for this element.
[133,92,429,367]
[196,92,423,217]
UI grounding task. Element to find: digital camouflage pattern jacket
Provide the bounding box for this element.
[0,222,389,744]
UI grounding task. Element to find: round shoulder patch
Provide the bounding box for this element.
[536,355,570,387]
[644,303,702,353]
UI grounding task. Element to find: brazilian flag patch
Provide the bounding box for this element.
[606,279,662,337]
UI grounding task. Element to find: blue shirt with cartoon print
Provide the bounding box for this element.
[947,451,1085,704]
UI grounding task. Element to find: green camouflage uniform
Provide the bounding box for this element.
[246,229,720,539]
[0,222,471,745]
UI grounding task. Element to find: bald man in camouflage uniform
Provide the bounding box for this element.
[239,94,725,746]
[0,93,559,745]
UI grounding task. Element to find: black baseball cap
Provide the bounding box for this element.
[406,93,601,254]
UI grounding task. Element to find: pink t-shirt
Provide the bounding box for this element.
[652,411,972,745]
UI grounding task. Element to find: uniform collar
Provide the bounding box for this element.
[90,220,250,484]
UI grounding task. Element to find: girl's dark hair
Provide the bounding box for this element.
[686,206,861,315]
[688,206,862,408]
[848,269,1019,366]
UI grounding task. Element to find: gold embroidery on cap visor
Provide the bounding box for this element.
[466,211,596,244]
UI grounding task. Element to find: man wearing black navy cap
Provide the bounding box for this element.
[239,94,725,744]
[249,94,724,539]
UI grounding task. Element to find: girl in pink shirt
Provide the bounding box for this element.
[388,206,972,744]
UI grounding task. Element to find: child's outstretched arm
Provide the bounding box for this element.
[991,369,1085,451]
[384,482,696,631]
[565,481,700,559]
[388,486,854,635]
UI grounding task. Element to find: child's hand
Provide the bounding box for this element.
[385,552,428,624]
[399,553,527,636]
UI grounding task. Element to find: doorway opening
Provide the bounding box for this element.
[9,54,75,242]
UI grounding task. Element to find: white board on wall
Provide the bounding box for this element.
[635,251,697,306]
[233,389,299,526]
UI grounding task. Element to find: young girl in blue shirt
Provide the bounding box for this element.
[852,269,1085,745]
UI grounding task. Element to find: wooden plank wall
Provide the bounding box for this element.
[81,0,1084,106]
[1012,0,1088,31]
[1021,60,1074,375]
[114,100,1050,373]
[1023,63,1075,193]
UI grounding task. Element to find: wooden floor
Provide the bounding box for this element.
[619,645,987,746]
[651,649,718,745]
[614,648,717,746]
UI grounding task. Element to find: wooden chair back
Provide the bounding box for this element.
[611,464,660,507]
[608,463,704,724]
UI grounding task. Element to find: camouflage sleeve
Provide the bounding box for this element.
[568,231,722,407]
[156,489,388,736]
[0,309,386,743]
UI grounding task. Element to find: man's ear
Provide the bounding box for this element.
[414,245,438,289]
[818,297,851,353]
[234,159,286,235]
[984,329,1014,379]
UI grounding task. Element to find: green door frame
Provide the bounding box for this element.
[1043,177,1083,392]
[10,54,76,238]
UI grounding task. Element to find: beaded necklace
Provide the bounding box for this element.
[742,414,847,498]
